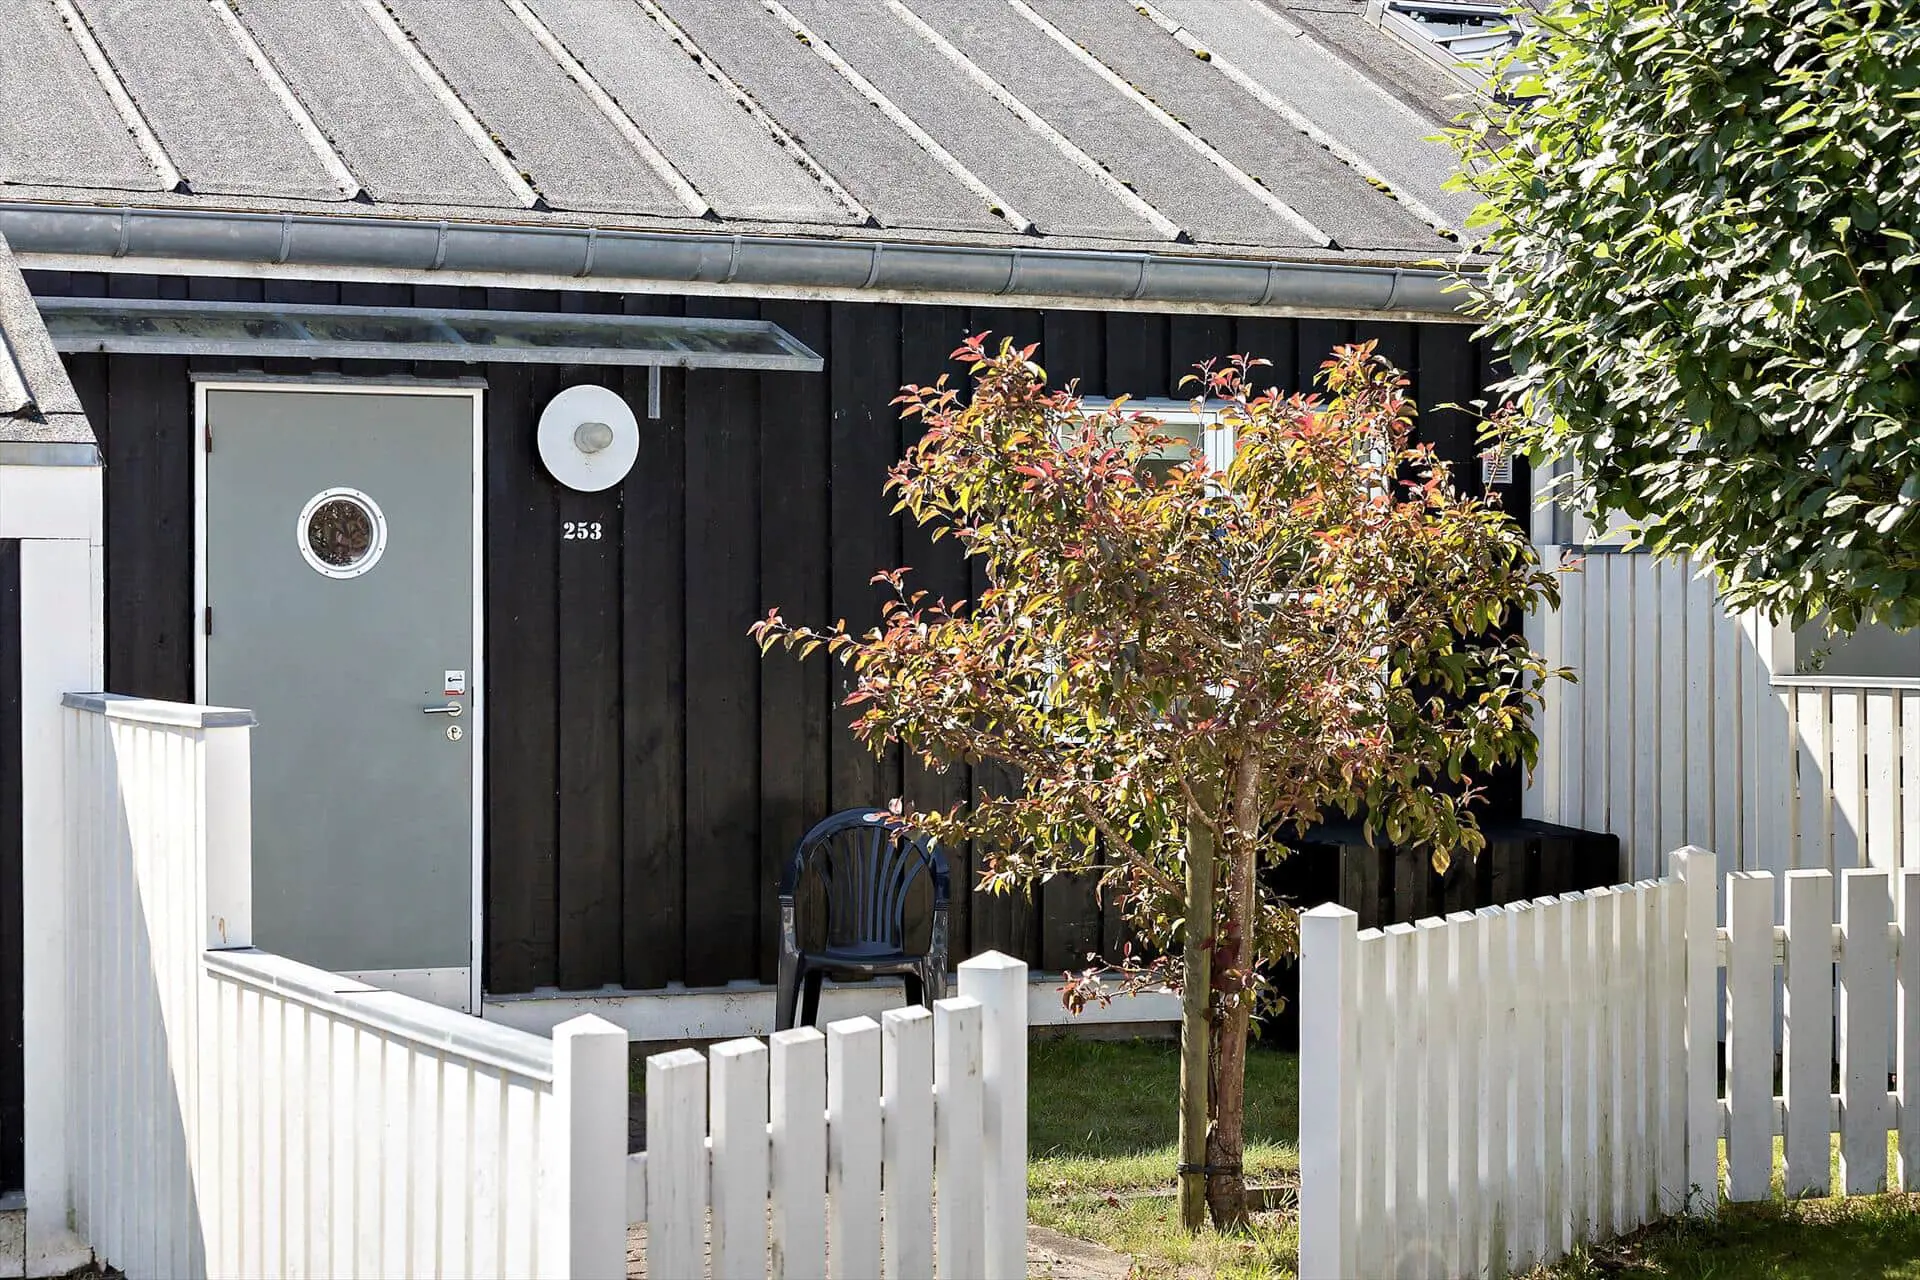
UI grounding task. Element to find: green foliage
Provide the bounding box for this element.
[1449,0,1920,630]
[753,335,1560,1000]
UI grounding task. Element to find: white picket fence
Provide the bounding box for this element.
[626,954,1029,1280]
[53,690,1029,1279]
[1300,847,1920,1280]
[1525,548,1920,883]
[59,693,630,1278]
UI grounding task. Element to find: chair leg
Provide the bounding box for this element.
[800,970,826,1029]
[922,959,948,1007]
[775,953,801,1033]
[902,971,924,1010]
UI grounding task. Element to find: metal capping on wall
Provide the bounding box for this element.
[0,203,1470,318]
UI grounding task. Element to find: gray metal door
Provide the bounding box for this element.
[205,388,475,1000]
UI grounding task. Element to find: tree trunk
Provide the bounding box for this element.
[1205,760,1263,1229]
[1176,791,1215,1232]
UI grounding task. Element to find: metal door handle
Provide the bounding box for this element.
[423,702,464,717]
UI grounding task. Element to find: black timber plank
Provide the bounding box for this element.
[1035,308,1106,974]
[620,296,689,990]
[826,302,904,815]
[101,280,193,701]
[1233,316,1299,394]
[966,305,1043,964]
[758,300,833,983]
[553,355,626,991]
[482,351,560,993]
[683,297,764,987]
[1104,312,1171,399]
[898,303,975,957]
[1295,319,1354,395]
[1168,314,1233,397]
[0,542,20,1196]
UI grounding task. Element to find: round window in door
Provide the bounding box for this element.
[297,487,388,579]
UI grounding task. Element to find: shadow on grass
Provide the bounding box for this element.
[1538,1194,1920,1279]
[1029,1038,1301,1280]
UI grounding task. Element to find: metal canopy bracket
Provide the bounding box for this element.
[32,296,825,374]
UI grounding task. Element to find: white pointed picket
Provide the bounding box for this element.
[1840,870,1893,1194]
[1302,845,1920,1277]
[1783,870,1833,1198]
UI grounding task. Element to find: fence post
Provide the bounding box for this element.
[958,951,1028,1280]
[550,1015,628,1280]
[1672,847,1719,1213]
[20,537,100,1278]
[1298,904,1358,1280]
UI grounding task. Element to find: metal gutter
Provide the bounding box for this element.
[0,202,1471,321]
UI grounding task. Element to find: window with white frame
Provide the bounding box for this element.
[1070,398,1236,479]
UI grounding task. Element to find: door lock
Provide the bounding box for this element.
[446,725,464,742]
[423,702,463,718]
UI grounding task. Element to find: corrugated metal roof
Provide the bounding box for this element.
[0,0,1487,270]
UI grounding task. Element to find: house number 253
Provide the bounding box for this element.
[562,521,604,541]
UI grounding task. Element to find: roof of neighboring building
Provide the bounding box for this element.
[0,0,1485,276]
[0,232,96,461]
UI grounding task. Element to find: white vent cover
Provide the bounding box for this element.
[538,384,639,492]
[1481,449,1513,487]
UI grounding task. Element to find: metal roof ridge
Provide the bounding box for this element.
[634,0,873,227]
[993,0,1336,250]
[866,0,1182,242]
[348,0,544,210]
[203,0,364,201]
[502,0,710,220]
[756,0,1033,236]
[48,0,184,193]
[0,201,1473,321]
[1136,0,1460,239]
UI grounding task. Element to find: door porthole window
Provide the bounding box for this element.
[297,487,387,579]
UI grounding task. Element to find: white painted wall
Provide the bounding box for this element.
[11,461,101,1278]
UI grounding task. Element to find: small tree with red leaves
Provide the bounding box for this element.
[753,335,1563,1229]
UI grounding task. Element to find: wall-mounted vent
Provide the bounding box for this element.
[1480,448,1513,487]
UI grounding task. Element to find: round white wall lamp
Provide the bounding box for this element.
[538,385,640,492]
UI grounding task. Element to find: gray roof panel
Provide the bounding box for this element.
[1155,0,1480,231]
[232,0,525,208]
[68,0,346,201]
[773,0,1164,242]
[0,234,96,450]
[895,0,1318,248]
[380,0,690,217]
[524,0,853,225]
[658,0,1007,234]
[0,0,164,192]
[1028,0,1450,253]
[1284,6,1480,131]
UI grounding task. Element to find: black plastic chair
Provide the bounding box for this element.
[775,808,951,1032]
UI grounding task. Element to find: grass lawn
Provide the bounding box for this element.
[1027,1037,1300,1279]
[1028,1040,1920,1279]
[1535,1194,1920,1279]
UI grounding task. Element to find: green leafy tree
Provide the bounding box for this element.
[1450,0,1920,630]
[753,337,1560,1228]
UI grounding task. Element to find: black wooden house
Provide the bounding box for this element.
[0,0,1531,1040]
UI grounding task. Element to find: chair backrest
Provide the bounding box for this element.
[781,809,950,956]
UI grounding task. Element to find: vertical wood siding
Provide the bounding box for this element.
[32,270,1510,994]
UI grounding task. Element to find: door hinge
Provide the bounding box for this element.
[204,423,213,453]
[204,606,213,636]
